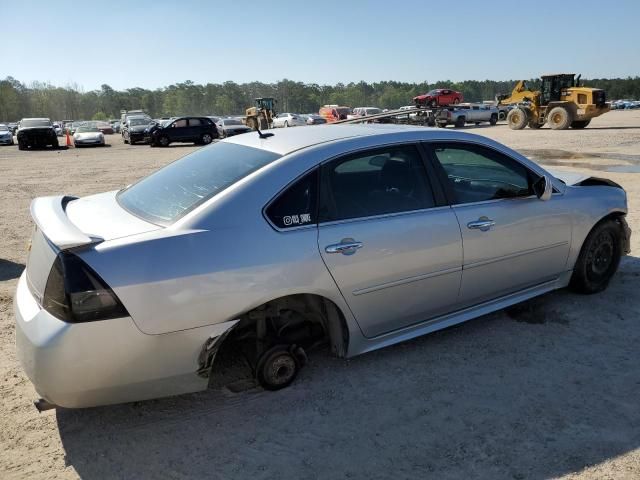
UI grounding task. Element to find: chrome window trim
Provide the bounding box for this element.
[318,205,452,228]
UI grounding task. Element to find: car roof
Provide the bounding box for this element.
[222,124,475,155]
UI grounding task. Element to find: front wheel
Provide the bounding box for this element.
[454,116,466,128]
[284,121,289,128]
[453,98,460,104]
[256,345,301,391]
[158,135,170,147]
[507,108,528,130]
[489,113,498,126]
[569,219,623,294]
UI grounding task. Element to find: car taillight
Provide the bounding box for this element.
[43,252,129,323]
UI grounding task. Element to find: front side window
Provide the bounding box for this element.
[430,143,533,205]
[320,145,435,222]
[118,142,280,225]
[173,119,187,128]
[266,168,318,229]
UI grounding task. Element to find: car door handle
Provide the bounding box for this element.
[325,240,363,255]
[467,218,495,232]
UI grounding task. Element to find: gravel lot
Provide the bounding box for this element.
[1,112,640,479]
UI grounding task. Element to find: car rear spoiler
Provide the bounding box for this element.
[30,195,104,249]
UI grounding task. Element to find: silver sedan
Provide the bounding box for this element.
[15,125,630,409]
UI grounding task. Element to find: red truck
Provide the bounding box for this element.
[413,89,463,108]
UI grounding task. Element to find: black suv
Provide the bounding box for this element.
[17,118,59,150]
[146,117,218,147]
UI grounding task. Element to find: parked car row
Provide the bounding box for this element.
[611,99,640,109]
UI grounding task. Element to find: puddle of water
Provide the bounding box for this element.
[520,149,640,173]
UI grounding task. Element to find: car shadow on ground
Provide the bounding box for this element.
[0,259,25,281]
[56,256,640,479]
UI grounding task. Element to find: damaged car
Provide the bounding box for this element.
[16,118,59,150]
[15,125,630,409]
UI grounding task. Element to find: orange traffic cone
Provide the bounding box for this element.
[66,130,72,147]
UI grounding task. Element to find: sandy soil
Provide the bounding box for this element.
[1,112,640,479]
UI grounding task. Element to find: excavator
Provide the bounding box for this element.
[497,74,609,130]
[244,97,276,130]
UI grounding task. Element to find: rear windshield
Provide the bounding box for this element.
[223,119,242,125]
[117,142,281,225]
[21,119,51,128]
[129,118,149,126]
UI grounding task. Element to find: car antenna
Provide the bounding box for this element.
[255,126,274,139]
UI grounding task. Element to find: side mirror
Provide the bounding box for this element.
[533,175,553,201]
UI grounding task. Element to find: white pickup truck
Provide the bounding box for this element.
[436,103,499,128]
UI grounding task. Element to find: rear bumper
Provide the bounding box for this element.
[14,272,235,408]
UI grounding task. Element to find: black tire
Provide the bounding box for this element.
[201,133,213,145]
[158,135,170,147]
[52,138,59,149]
[453,98,460,104]
[284,121,289,128]
[489,113,498,126]
[547,107,572,130]
[454,116,466,128]
[18,140,25,150]
[569,219,623,294]
[571,120,591,129]
[256,345,300,391]
[123,133,129,144]
[507,108,528,130]
[498,110,507,121]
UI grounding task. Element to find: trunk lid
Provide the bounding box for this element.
[26,193,160,305]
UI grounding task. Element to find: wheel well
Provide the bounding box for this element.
[199,294,350,380]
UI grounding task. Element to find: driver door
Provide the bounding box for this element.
[427,142,572,308]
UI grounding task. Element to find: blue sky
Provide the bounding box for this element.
[4,0,639,90]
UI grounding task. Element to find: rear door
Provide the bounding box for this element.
[317,144,463,338]
[187,117,202,141]
[427,142,571,308]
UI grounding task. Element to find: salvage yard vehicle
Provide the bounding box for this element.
[146,116,218,147]
[122,116,152,145]
[319,104,351,123]
[436,103,499,128]
[16,118,59,150]
[413,89,463,108]
[15,124,631,409]
[73,126,106,147]
[0,124,14,145]
[272,112,306,128]
[497,74,609,130]
[216,118,252,137]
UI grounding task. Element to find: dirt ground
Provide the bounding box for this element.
[1,112,640,479]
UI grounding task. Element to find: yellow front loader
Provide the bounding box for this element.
[497,74,609,130]
[244,97,276,130]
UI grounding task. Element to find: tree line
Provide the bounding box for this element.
[1,76,640,121]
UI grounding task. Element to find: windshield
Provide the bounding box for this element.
[223,119,242,126]
[129,118,149,126]
[21,119,51,128]
[428,90,440,95]
[117,142,281,225]
[76,127,99,133]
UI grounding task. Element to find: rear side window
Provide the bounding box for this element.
[118,142,281,225]
[320,145,435,222]
[266,169,318,229]
[189,118,202,126]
